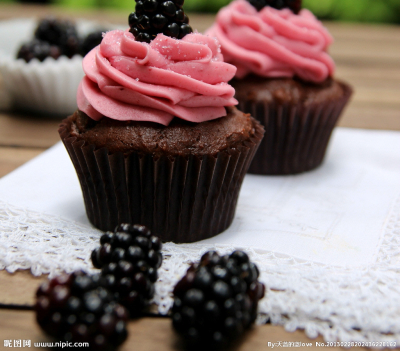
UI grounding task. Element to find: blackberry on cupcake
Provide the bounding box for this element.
[16,17,79,63]
[17,39,61,63]
[129,0,192,42]
[16,18,105,63]
[247,0,301,13]
[34,17,80,58]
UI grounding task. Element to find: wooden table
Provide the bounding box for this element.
[0,4,399,350]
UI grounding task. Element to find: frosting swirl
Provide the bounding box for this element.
[77,30,237,126]
[206,0,335,83]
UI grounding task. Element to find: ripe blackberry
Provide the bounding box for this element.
[35,272,128,351]
[91,224,163,315]
[81,30,105,56]
[171,250,265,348]
[247,0,302,13]
[128,0,192,43]
[34,17,80,57]
[16,39,61,63]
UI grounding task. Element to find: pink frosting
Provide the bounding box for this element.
[206,0,335,82]
[77,30,238,125]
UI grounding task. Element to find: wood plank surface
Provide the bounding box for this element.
[0,4,399,350]
[0,113,61,149]
[0,309,367,351]
[0,270,47,307]
[0,271,367,350]
[0,147,43,178]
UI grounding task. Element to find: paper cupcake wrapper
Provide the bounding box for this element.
[0,55,83,116]
[237,81,352,175]
[59,120,264,243]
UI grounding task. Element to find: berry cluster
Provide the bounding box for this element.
[91,224,163,315]
[171,250,265,348]
[128,0,193,43]
[34,17,80,58]
[35,272,128,351]
[17,39,61,63]
[35,226,266,349]
[247,0,302,13]
[16,17,105,63]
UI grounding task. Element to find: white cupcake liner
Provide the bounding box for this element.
[0,55,83,116]
[0,18,118,117]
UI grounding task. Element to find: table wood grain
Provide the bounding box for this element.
[0,309,361,351]
[0,4,399,350]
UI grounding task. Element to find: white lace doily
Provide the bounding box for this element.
[1,196,400,345]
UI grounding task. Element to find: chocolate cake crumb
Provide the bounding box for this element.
[65,106,256,157]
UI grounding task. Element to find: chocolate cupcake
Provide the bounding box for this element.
[59,6,263,243]
[206,0,352,175]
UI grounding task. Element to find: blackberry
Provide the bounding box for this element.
[128,0,193,43]
[247,0,302,13]
[16,39,61,63]
[91,224,163,315]
[81,30,105,56]
[34,17,80,58]
[35,272,128,351]
[171,250,265,348]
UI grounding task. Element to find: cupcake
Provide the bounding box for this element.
[58,3,264,243]
[0,17,107,116]
[206,0,352,175]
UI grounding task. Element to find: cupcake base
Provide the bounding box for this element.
[59,110,264,243]
[232,77,352,175]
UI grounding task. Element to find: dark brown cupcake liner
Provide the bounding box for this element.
[59,119,264,243]
[237,81,352,175]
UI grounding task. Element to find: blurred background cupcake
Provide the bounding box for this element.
[0,16,108,116]
[206,0,353,175]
